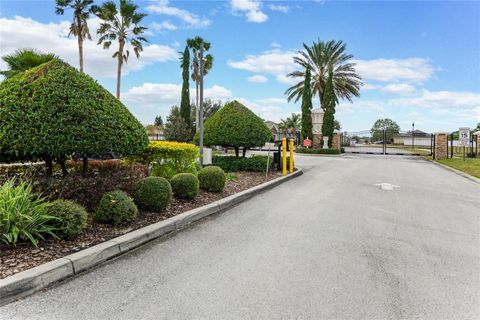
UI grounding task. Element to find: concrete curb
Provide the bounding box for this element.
[423,158,480,184]
[0,169,303,306]
[295,152,345,157]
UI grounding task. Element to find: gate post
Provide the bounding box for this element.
[332,130,341,150]
[434,132,448,160]
[474,132,480,156]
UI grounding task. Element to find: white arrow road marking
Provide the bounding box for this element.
[373,183,400,191]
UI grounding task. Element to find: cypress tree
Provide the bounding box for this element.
[180,46,191,126]
[321,68,336,147]
[301,66,313,140]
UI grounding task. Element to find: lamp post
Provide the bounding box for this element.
[412,121,415,148]
[198,42,204,167]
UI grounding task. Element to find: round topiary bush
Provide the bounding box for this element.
[198,166,226,192]
[195,100,273,157]
[94,190,138,225]
[133,177,172,212]
[0,58,148,171]
[46,199,88,239]
[170,173,199,199]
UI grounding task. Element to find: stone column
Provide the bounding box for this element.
[332,131,341,150]
[434,132,448,160]
[475,132,480,156]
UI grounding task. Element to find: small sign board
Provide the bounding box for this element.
[303,138,312,148]
[459,127,470,147]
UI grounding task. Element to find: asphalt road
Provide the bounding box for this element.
[1,155,479,320]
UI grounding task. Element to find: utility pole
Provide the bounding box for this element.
[412,121,415,149]
[199,42,204,167]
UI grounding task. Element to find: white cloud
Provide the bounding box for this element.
[248,75,268,83]
[353,58,434,83]
[231,0,268,23]
[147,0,211,28]
[228,49,297,83]
[204,85,233,99]
[268,4,289,13]
[390,90,480,112]
[380,83,416,95]
[121,82,232,123]
[233,97,290,122]
[151,21,178,32]
[0,16,178,79]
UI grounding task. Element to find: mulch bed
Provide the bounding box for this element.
[0,171,281,279]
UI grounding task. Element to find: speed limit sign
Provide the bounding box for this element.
[459,127,470,147]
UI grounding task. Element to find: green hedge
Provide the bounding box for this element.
[170,173,199,199]
[296,147,340,155]
[46,199,88,239]
[212,155,273,172]
[0,59,148,167]
[94,190,138,225]
[133,177,172,212]
[198,166,226,192]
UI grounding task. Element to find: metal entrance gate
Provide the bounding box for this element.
[342,129,433,156]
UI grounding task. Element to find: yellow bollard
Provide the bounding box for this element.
[289,138,294,173]
[282,137,287,176]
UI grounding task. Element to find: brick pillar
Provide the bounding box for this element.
[312,134,322,148]
[434,132,448,160]
[475,133,480,156]
[332,132,341,150]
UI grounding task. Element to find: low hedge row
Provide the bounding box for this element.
[212,155,273,172]
[126,141,199,179]
[295,147,341,155]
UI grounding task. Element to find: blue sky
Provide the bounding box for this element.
[1,0,479,132]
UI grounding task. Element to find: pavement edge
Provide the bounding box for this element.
[0,168,303,306]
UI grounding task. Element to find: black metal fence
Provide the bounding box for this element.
[447,134,477,158]
[342,129,433,156]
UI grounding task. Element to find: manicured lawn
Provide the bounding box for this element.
[436,158,480,178]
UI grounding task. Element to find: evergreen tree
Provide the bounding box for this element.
[180,46,191,126]
[154,115,164,126]
[321,68,336,147]
[300,66,313,140]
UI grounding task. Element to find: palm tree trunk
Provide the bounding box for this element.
[76,13,84,73]
[116,41,124,99]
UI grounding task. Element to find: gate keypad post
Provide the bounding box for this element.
[434,132,448,160]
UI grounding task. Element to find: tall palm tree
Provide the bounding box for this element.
[186,36,213,129]
[285,39,362,110]
[0,49,56,79]
[286,113,301,136]
[93,0,148,99]
[279,114,301,136]
[55,0,93,73]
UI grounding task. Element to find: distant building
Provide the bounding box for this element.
[393,130,431,145]
[145,125,165,140]
[264,121,282,141]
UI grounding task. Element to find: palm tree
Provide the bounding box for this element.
[285,39,362,110]
[0,49,56,79]
[93,0,148,99]
[286,113,301,136]
[186,36,213,129]
[279,114,301,137]
[55,0,93,73]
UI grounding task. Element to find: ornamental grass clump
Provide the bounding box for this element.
[198,166,226,192]
[94,190,138,225]
[170,173,199,200]
[46,199,88,239]
[133,177,172,212]
[0,179,58,246]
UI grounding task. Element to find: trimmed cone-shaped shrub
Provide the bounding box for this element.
[0,58,148,165]
[171,173,199,199]
[94,191,138,225]
[195,100,272,155]
[133,177,172,212]
[46,199,88,239]
[198,166,226,192]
